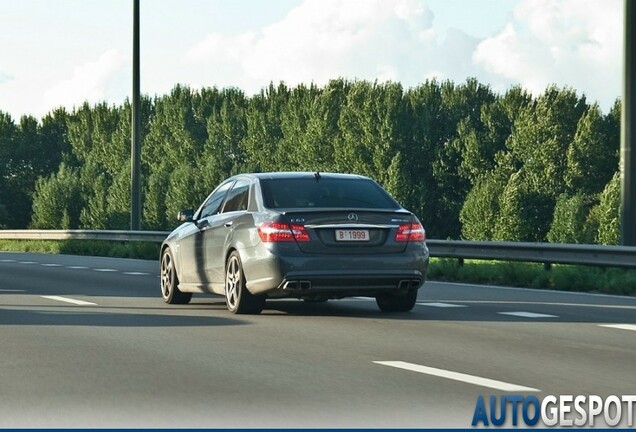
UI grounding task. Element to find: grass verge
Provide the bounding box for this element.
[0,239,160,260]
[428,258,636,296]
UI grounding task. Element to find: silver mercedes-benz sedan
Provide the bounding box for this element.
[160,172,429,314]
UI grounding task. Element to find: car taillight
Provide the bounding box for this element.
[258,222,311,242]
[290,224,311,242]
[395,223,426,243]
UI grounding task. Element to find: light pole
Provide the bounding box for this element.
[622,0,636,245]
[131,0,141,230]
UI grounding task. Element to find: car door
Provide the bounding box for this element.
[179,180,233,286]
[202,178,251,285]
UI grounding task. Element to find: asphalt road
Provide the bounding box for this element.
[1,252,635,428]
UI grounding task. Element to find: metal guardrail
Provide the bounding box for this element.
[1,230,635,269]
[427,240,636,269]
[0,229,169,243]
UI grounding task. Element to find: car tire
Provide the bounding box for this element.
[225,251,265,314]
[160,247,192,304]
[375,289,417,312]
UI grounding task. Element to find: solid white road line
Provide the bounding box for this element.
[435,300,636,310]
[374,361,539,392]
[417,302,467,308]
[41,295,97,306]
[599,324,636,332]
[432,280,636,300]
[498,311,557,318]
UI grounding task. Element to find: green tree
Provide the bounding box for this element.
[277,83,320,171]
[143,86,207,171]
[460,171,508,240]
[244,82,289,172]
[40,108,73,171]
[1,79,624,240]
[79,162,111,229]
[66,102,121,168]
[428,79,495,238]
[547,193,595,243]
[143,166,171,230]
[494,171,555,241]
[589,172,621,245]
[507,86,587,198]
[0,195,7,228]
[0,112,18,227]
[201,87,249,189]
[165,162,202,225]
[7,116,40,227]
[398,80,444,232]
[565,103,619,195]
[489,86,589,242]
[300,79,348,172]
[105,164,132,229]
[336,81,407,189]
[31,163,83,229]
[383,151,409,205]
[458,86,531,183]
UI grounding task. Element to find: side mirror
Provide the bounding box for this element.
[177,209,194,223]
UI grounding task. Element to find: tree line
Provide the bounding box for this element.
[0,78,621,244]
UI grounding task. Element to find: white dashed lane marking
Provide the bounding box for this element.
[498,311,558,318]
[599,324,636,332]
[5,259,631,322]
[374,361,540,392]
[417,302,467,308]
[1,259,154,276]
[41,295,97,306]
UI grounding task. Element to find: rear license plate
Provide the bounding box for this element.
[335,229,369,242]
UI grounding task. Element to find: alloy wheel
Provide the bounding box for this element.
[225,255,241,310]
[161,251,173,299]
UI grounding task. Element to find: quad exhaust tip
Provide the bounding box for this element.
[284,279,420,290]
[283,280,312,290]
[398,279,421,290]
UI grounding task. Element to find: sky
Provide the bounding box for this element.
[0,0,624,121]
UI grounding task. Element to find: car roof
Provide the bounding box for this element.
[239,172,371,181]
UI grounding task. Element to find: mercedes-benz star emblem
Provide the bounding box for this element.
[347,212,358,222]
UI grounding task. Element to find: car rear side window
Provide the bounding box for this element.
[200,181,233,218]
[222,179,250,213]
[260,178,400,209]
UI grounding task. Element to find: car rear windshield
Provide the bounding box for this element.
[259,177,400,209]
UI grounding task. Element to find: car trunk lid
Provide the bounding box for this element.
[280,208,415,254]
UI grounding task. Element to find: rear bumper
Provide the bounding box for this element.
[272,269,424,299]
[242,243,429,298]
